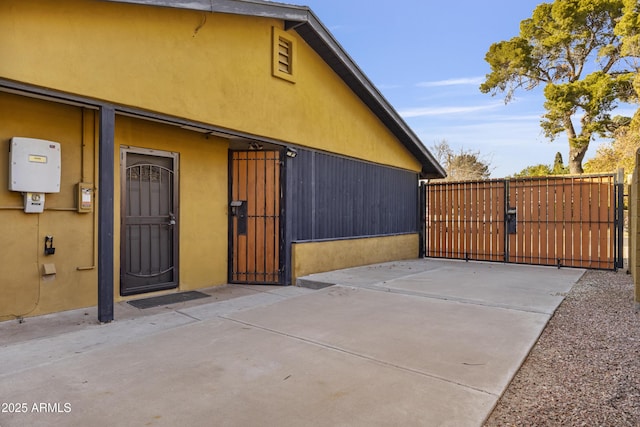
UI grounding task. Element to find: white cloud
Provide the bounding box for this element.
[376,83,403,90]
[399,102,502,118]
[417,77,485,87]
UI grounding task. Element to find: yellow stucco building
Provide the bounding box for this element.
[0,0,444,322]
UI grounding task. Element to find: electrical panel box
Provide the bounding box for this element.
[76,182,93,213]
[9,137,61,193]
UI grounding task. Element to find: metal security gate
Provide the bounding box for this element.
[425,174,622,270]
[229,150,283,284]
[120,148,179,295]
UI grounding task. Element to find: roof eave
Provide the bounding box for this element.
[295,13,445,178]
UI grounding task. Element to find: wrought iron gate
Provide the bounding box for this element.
[120,148,179,295]
[425,174,623,270]
[229,150,283,284]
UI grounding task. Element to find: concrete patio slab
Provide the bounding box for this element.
[0,317,494,427]
[0,259,584,427]
[309,259,585,314]
[227,285,550,396]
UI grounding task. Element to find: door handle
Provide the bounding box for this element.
[231,201,247,235]
[168,212,176,226]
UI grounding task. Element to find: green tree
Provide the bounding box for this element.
[616,0,640,117]
[513,151,570,177]
[617,0,640,59]
[584,120,640,173]
[480,0,637,174]
[585,0,640,174]
[552,151,569,174]
[513,164,554,177]
[430,140,492,181]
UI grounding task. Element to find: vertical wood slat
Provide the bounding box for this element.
[602,176,614,269]
[491,181,504,261]
[565,179,580,266]
[444,183,450,258]
[518,181,525,263]
[428,184,437,257]
[580,179,591,267]
[254,152,265,281]
[552,178,561,266]
[470,182,478,259]
[574,179,583,267]
[447,184,454,258]
[436,184,444,257]
[521,182,529,263]
[532,179,541,265]
[247,152,256,281]
[452,182,460,258]
[594,176,605,268]
[426,184,432,256]
[437,183,444,257]
[478,182,484,259]
[463,182,471,259]
[549,178,558,264]
[445,184,452,257]
[608,176,615,269]
[523,181,532,264]
[574,179,582,266]
[233,152,247,282]
[563,178,572,266]
[480,183,488,260]
[496,181,505,261]
[530,180,537,264]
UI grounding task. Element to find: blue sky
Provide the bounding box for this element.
[300,0,635,177]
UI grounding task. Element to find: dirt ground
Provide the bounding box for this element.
[484,269,640,426]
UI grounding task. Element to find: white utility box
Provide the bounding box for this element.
[9,137,61,193]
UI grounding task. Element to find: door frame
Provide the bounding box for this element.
[120,146,180,295]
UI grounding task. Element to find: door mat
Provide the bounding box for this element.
[127,291,210,309]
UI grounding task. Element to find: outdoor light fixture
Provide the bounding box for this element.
[286,147,298,158]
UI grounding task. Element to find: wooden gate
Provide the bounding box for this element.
[229,150,283,284]
[425,174,622,270]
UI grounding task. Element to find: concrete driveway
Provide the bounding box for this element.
[0,259,584,426]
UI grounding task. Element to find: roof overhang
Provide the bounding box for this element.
[99,0,446,179]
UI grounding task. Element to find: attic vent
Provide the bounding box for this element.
[278,37,292,74]
[272,27,297,83]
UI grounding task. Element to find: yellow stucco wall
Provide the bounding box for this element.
[0,92,230,320]
[0,0,421,173]
[291,234,419,284]
[0,92,98,320]
[114,115,229,301]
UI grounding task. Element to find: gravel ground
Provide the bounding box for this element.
[485,269,640,426]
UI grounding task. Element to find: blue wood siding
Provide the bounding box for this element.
[287,150,419,241]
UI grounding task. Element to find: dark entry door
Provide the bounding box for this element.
[230,150,282,284]
[121,148,179,295]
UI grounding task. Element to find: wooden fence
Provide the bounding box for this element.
[426,174,621,270]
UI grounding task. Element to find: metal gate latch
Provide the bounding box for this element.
[506,207,517,234]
